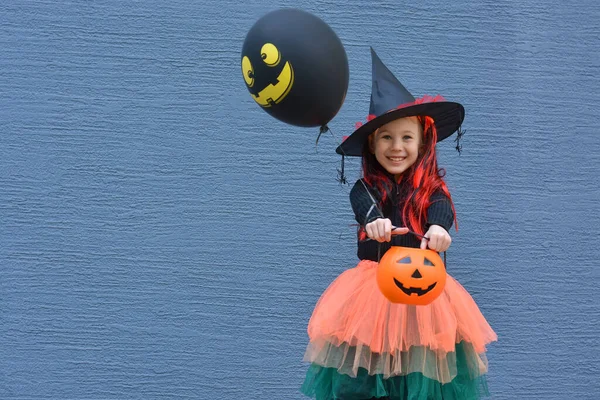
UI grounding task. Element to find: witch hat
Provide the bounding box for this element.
[336,48,465,157]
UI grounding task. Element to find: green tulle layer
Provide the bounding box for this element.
[301,342,490,400]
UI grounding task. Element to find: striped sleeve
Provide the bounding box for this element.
[350,179,383,226]
[426,191,454,231]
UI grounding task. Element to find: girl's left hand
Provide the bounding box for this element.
[420,225,452,252]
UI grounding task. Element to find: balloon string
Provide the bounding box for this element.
[361,230,429,242]
[316,124,329,147]
[316,124,350,184]
[349,224,448,268]
[349,223,428,242]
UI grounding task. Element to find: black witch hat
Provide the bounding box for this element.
[336,48,465,157]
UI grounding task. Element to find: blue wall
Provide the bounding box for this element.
[2,0,599,398]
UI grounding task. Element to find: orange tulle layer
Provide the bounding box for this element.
[306,260,497,356]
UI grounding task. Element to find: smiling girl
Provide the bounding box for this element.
[300,48,497,400]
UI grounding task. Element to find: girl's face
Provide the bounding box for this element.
[370,116,422,179]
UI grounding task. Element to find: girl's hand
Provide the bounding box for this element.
[420,224,452,252]
[365,218,409,242]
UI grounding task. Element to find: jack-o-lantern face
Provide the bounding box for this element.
[241,42,295,108]
[376,246,446,305]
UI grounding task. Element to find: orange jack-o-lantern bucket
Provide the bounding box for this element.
[377,246,446,305]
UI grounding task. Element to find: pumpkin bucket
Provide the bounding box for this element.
[377,246,446,305]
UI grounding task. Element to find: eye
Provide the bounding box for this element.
[261,43,281,67]
[424,258,434,266]
[397,257,411,264]
[241,56,254,87]
[403,135,413,141]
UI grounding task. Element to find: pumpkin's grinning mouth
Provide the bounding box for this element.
[393,279,437,296]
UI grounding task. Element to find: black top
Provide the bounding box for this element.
[350,178,455,261]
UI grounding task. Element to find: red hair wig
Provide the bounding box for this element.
[361,116,458,236]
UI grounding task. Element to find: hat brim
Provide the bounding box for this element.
[336,101,465,156]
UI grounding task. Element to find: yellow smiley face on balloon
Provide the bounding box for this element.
[241,43,294,108]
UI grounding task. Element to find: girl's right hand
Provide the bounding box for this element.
[365,218,409,242]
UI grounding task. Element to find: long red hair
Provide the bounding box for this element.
[361,116,457,236]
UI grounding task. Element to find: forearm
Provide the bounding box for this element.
[426,192,454,231]
[350,179,383,226]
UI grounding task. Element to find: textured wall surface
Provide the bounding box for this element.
[2,0,599,399]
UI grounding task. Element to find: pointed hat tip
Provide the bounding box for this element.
[369,47,383,65]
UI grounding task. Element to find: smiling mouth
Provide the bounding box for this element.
[393,278,437,296]
[387,157,405,163]
[251,61,295,107]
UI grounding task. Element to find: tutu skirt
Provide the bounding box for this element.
[301,260,497,400]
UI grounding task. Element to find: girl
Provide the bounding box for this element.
[301,48,497,400]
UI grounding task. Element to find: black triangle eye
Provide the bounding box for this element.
[397,257,411,264]
[424,258,434,266]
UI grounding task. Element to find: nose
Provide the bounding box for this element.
[391,137,403,151]
[411,269,422,279]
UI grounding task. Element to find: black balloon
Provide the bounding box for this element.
[241,8,349,128]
